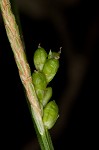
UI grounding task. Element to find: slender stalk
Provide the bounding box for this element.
[0,0,54,149]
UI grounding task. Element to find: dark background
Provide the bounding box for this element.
[0,0,98,149]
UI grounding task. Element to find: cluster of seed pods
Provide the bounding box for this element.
[32,45,60,129]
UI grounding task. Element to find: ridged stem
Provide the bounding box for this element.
[0,0,54,149]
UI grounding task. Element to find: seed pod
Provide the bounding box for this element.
[33,46,47,71]
[42,58,59,83]
[41,87,52,107]
[32,71,47,100]
[43,101,59,129]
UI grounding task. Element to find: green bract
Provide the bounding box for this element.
[41,87,52,107]
[42,58,59,83]
[43,101,59,129]
[33,47,47,71]
[35,88,45,101]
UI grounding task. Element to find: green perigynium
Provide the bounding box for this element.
[33,46,47,71]
[32,71,47,100]
[41,87,52,107]
[42,58,59,83]
[43,101,59,129]
[32,71,47,89]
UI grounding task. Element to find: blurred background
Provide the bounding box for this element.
[0,0,98,149]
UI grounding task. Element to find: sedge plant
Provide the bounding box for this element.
[0,0,61,149]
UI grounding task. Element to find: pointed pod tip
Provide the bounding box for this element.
[38,43,41,48]
[59,47,62,54]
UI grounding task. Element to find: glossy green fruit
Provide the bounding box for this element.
[42,58,59,83]
[43,101,59,129]
[33,47,47,71]
[32,71,47,100]
[41,87,52,107]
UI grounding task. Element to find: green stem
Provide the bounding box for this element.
[31,106,54,150]
[0,0,54,149]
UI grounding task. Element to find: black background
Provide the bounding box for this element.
[0,0,98,149]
